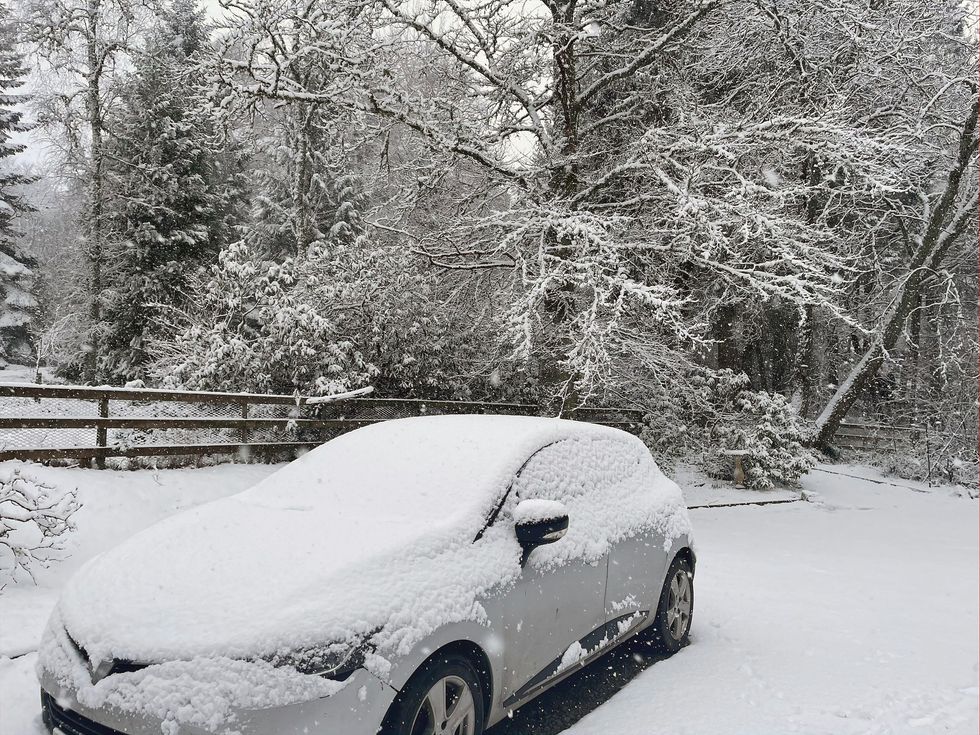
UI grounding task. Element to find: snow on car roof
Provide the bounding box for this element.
[57,416,640,663]
[236,414,626,523]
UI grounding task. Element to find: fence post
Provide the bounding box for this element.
[96,395,108,469]
[925,421,932,487]
[240,399,250,459]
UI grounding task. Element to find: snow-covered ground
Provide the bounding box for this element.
[0,364,56,385]
[559,468,979,735]
[1,461,976,734]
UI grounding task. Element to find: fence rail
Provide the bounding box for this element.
[0,383,926,464]
[0,383,645,467]
[835,420,918,451]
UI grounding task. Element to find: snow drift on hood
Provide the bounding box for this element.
[54,415,690,668]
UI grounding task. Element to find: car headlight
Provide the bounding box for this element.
[267,639,370,681]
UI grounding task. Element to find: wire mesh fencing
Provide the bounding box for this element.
[0,383,644,468]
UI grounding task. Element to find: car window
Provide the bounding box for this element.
[512,436,637,504]
[504,435,661,567]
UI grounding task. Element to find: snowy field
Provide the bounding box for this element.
[1,460,976,735]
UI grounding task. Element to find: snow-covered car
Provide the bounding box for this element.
[37,415,695,735]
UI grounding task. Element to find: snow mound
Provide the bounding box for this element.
[513,498,568,524]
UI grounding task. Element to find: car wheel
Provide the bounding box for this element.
[649,554,694,653]
[381,651,486,735]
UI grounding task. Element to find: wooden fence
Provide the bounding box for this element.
[0,383,645,468]
[834,420,919,451]
[0,382,927,469]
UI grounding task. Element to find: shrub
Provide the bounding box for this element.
[640,368,815,489]
[0,468,80,586]
[712,389,816,489]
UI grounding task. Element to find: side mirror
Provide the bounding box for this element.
[513,499,569,566]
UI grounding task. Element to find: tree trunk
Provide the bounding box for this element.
[813,100,978,448]
[537,5,582,411]
[713,303,737,371]
[903,290,921,423]
[795,304,818,417]
[83,0,105,383]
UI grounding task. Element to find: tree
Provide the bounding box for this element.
[0,4,38,365]
[213,0,372,258]
[801,1,979,447]
[814,98,978,447]
[225,0,907,409]
[149,236,482,399]
[99,0,246,381]
[21,0,149,380]
[148,241,371,395]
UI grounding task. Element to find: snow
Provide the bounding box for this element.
[1,458,975,735]
[513,498,568,524]
[672,463,801,507]
[305,385,374,403]
[512,436,691,568]
[0,251,30,278]
[558,641,586,672]
[0,364,56,385]
[563,467,979,735]
[51,418,676,669]
[38,613,345,735]
[0,461,278,658]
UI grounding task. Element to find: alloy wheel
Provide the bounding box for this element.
[410,674,477,735]
[666,569,692,641]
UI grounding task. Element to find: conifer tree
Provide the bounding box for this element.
[100,0,245,381]
[0,5,38,365]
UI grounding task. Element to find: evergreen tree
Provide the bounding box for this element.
[0,5,38,365]
[100,0,245,381]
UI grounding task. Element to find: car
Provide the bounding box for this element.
[38,414,695,735]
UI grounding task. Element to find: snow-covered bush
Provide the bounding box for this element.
[322,242,476,399]
[712,389,816,490]
[640,369,749,464]
[857,446,978,490]
[151,242,371,395]
[641,368,815,489]
[0,468,80,586]
[151,239,476,399]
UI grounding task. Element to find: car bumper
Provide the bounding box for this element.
[40,666,396,735]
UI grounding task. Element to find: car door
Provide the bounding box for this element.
[604,529,669,627]
[603,450,672,630]
[495,439,610,708]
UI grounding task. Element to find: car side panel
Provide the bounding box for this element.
[606,530,693,629]
[381,618,506,694]
[605,530,670,618]
[499,553,608,707]
[380,554,606,730]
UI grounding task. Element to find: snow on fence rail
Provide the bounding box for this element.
[0,383,645,468]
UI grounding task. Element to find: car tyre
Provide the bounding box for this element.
[381,651,486,735]
[649,554,694,654]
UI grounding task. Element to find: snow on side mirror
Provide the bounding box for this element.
[513,499,569,566]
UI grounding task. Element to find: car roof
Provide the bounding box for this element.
[237,414,633,527]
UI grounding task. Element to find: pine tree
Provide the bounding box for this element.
[100,0,245,381]
[0,5,38,366]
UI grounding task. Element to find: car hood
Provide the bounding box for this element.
[58,490,506,665]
